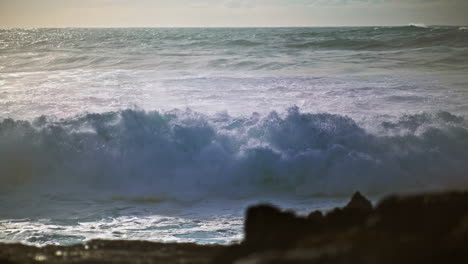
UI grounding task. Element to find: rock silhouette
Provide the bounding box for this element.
[345,191,373,212]
[214,191,468,264]
[2,191,468,264]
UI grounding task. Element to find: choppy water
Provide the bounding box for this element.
[1,26,468,246]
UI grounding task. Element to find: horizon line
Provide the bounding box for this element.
[1,24,467,30]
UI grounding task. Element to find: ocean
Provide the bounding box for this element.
[1,26,468,246]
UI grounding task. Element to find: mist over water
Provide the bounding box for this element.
[1,26,468,246]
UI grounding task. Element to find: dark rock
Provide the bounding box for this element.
[0,258,15,264]
[344,191,373,212]
[244,204,310,249]
[0,240,224,264]
[374,191,468,237]
[307,210,324,222]
[217,190,468,263]
[323,192,373,228]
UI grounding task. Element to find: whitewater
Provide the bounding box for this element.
[1,26,468,245]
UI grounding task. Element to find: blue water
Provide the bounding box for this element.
[1,26,468,246]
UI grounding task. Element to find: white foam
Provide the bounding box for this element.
[0,70,464,121]
[408,23,428,28]
[1,108,467,201]
[0,196,347,246]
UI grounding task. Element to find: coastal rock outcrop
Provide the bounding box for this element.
[344,191,373,212]
[244,204,312,249]
[215,191,468,264]
[2,191,468,264]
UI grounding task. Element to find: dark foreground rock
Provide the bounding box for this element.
[215,191,468,264]
[2,191,468,264]
[0,240,224,264]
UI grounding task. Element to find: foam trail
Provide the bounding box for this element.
[1,107,468,200]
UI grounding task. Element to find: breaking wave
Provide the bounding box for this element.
[408,23,429,29]
[1,107,468,198]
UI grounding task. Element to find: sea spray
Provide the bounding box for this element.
[1,107,468,199]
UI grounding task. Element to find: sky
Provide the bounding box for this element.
[1,0,468,28]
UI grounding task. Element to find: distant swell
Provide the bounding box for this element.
[1,107,468,198]
[1,27,468,73]
[287,30,468,50]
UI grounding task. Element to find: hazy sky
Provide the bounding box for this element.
[1,0,468,28]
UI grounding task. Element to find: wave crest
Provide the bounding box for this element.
[1,108,468,198]
[408,23,429,29]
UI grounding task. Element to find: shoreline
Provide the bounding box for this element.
[1,190,468,263]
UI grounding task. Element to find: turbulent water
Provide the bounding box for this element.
[1,26,468,246]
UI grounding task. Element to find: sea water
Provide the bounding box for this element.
[1,26,468,245]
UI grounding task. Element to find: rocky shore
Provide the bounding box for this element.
[1,191,468,264]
